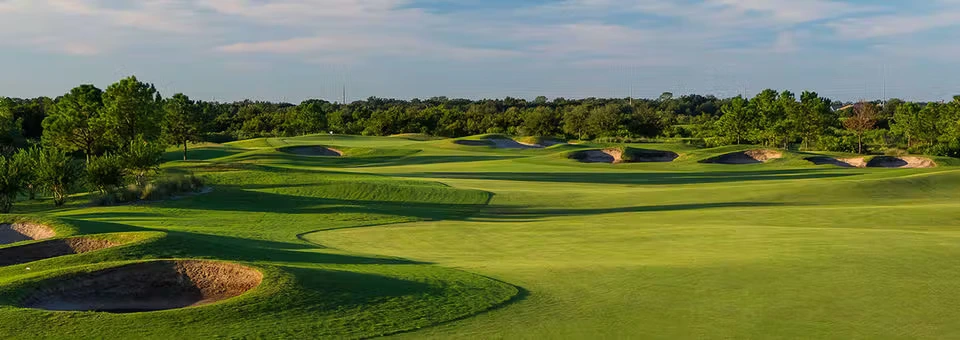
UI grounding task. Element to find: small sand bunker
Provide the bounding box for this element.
[576,149,678,164]
[705,150,782,164]
[578,149,621,163]
[454,140,493,147]
[282,146,343,157]
[22,260,262,313]
[806,157,867,168]
[867,156,936,169]
[0,238,119,267]
[489,139,543,149]
[0,223,55,245]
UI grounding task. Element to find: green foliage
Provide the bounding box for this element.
[122,137,164,187]
[162,93,201,161]
[41,85,107,158]
[33,147,83,206]
[522,106,559,136]
[716,96,759,144]
[101,76,162,148]
[562,105,590,139]
[0,154,28,213]
[86,153,126,194]
[586,104,622,138]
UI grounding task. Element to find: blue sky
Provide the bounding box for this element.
[0,0,958,103]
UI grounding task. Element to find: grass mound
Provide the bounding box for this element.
[278,146,344,157]
[21,260,262,313]
[0,223,55,245]
[0,237,119,267]
[703,149,782,164]
[867,156,936,168]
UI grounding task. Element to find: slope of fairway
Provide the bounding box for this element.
[3,134,960,338]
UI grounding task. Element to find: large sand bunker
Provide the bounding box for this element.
[0,238,119,267]
[21,261,262,313]
[575,149,679,164]
[704,150,782,164]
[281,146,343,157]
[0,223,55,245]
[806,156,868,168]
[867,156,936,169]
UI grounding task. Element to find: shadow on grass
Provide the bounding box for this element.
[399,169,859,185]
[160,186,787,223]
[53,218,421,265]
[283,266,439,309]
[222,152,522,168]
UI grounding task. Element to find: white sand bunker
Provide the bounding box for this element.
[0,223,55,245]
[806,157,867,168]
[704,150,783,164]
[0,237,120,267]
[282,146,343,157]
[576,149,679,164]
[22,260,262,313]
[867,156,936,168]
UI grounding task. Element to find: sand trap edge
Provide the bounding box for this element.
[19,260,264,313]
[0,223,56,246]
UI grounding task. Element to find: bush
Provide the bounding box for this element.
[123,137,164,187]
[34,147,83,206]
[0,155,29,213]
[89,174,205,206]
[86,154,126,194]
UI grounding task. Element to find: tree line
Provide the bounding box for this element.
[0,76,958,211]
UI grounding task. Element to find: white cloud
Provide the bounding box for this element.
[826,11,960,39]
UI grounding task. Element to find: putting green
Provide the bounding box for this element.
[2,135,959,338]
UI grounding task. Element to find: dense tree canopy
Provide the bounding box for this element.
[0,76,958,165]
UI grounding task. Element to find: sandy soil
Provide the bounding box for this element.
[489,139,543,149]
[283,146,343,157]
[807,157,867,168]
[0,223,55,245]
[0,238,118,266]
[454,140,492,147]
[22,260,262,313]
[867,156,937,168]
[705,150,783,164]
[576,149,678,164]
[579,149,622,163]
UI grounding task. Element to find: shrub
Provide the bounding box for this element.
[89,174,205,206]
[86,154,126,194]
[0,155,29,213]
[123,136,164,187]
[34,147,83,206]
[13,147,39,200]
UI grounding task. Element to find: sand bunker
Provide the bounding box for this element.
[454,140,493,147]
[282,146,343,157]
[867,156,936,169]
[806,156,867,168]
[0,237,119,267]
[21,260,262,313]
[0,223,55,245]
[576,149,678,164]
[704,150,783,164]
[490,139,543,149]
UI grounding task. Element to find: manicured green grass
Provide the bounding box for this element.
[2,135,959,338]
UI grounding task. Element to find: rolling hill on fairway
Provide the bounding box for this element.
[2,135,960,338]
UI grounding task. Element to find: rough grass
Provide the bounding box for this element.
[2,134,960,338]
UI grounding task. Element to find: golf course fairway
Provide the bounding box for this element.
[2,134,960,338]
